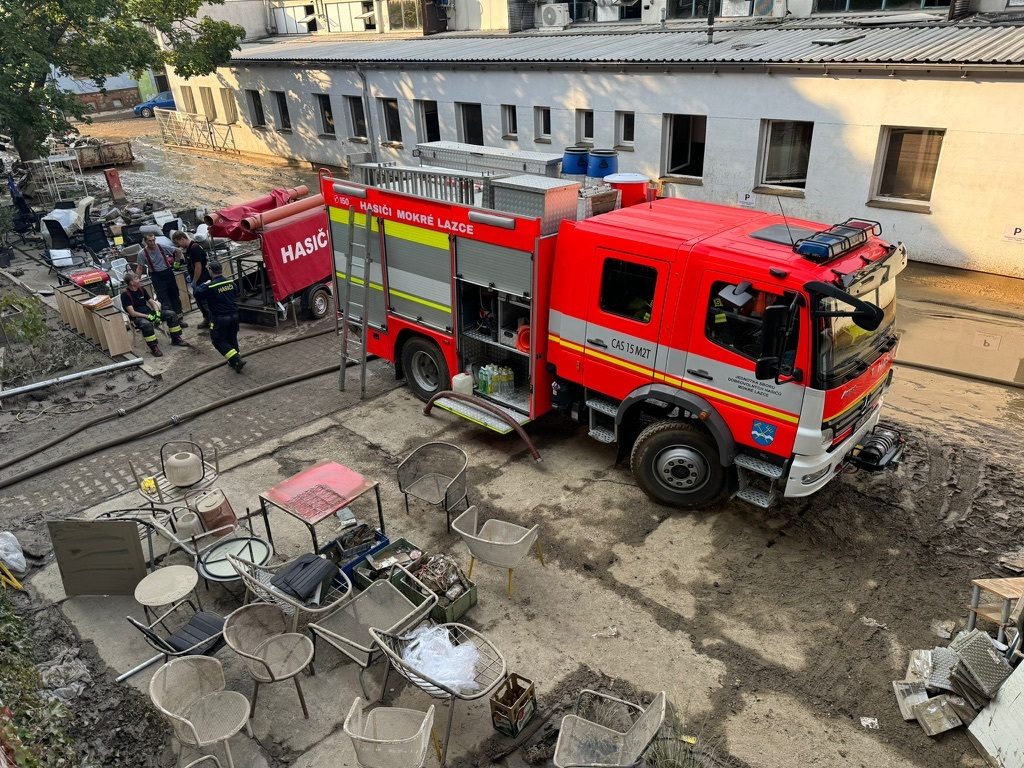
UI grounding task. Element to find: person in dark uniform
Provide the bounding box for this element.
[120,273,186,357]
[195,260,245,372]
[172,230,211,330]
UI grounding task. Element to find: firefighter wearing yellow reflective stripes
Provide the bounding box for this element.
[120,273,186,357]
[195,261,246,373]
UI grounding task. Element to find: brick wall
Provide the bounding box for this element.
[75,87,141,113]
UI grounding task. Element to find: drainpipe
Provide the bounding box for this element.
[356,65,380,163]
[0,357,143,402]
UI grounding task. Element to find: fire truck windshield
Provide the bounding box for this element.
[814,275,897,388]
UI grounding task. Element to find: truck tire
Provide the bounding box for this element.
[400,336,449,402]
[630,420,726,507]
[305,284,331,319]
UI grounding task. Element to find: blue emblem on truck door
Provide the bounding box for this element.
[752,420,777,446]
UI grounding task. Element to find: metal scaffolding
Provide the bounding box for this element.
[155,108,238,153]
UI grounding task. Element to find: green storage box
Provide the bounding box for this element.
[396,573,477,623]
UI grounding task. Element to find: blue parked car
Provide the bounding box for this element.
[134,91,175,118]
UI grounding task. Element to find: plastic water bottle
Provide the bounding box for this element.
[478,365,489,394]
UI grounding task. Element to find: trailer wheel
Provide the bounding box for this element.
[630,421,726,507]
[401,336,449,402]
[305,285,331,319]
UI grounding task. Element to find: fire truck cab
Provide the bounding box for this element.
[323,176,906,510]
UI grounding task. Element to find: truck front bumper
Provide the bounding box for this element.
[783,409,883,498]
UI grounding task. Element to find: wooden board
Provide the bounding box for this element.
[48,519,147,596]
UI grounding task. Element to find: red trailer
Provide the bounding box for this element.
[208,188,333,326]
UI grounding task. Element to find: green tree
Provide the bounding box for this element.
[0,0,244,160]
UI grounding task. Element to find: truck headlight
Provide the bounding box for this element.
[802,466,832,485]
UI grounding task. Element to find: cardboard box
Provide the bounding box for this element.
[490,674,537,738]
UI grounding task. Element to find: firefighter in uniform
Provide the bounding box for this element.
[195,261,246,372]
[120,273,186,357]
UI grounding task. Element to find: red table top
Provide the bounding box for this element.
[261,460,377,525]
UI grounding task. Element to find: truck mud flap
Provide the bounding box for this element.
[846,424,905,472]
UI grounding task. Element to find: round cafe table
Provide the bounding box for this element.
[134,565,201,627]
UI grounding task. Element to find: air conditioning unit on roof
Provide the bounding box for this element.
[537,2,571,29]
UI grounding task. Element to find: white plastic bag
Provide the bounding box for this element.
[0,532,27,575]
[402,626,480,693]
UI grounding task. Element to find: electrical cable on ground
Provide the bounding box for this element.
[0,326,336,473]
[0,358,367,491]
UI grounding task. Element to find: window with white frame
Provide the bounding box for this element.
[534,106,551,142]
[220,88,238,124]
[759,120,813,189]
[315,94,336,136]
[272,91,291,131]
[417,100,440,142]
[345,96,367,140]
[380,98,402,144]
[456,102,483,145]
[615,110,635,149]
[874,126,944,203]
[199,87,217,121]
[178,85,197,114]
[501,105,518,139]
[662,114,707,177]
[247,90,266,127]
[576,109,594,145]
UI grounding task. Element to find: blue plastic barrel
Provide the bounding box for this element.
[587,149,619,179]
[562,147,590,176]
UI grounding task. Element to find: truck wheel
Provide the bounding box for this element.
[305,285,331,319]
[401,336,449,402]
[630,421,726,507]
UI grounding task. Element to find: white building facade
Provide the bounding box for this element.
[168,22,1024,277]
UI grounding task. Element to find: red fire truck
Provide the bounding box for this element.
[322,174,906,508]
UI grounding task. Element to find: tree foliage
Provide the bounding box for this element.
[0,0,244,159]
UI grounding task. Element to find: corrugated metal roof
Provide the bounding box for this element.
[231,21,1024,67]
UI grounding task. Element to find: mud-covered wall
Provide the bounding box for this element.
[168,62,1024,278]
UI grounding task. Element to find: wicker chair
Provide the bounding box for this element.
[149,656,252,768]
[343,697,436,768]
[308,565,438,700]
[369,625,506,767]
[223,602,316,719]
[227,552,352,632]
[553,690,666,768]
[397,442,470,530]
[451,506,544,597]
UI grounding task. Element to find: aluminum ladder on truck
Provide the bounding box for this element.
[338,206,372,397]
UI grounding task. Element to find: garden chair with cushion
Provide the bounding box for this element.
[451,506,543,597]
[223,602,316,719]
[308,565,438,700]
[227,552,352,632]
[397,442,470,531]
[126,604,226,662]
[149,656,252,768]
[343,696,437,768]
[553,690,666,768]
[369,624,506,767]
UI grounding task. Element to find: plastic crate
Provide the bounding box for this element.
[321,528,390,582]
[352,538,424,589]
[396,574,477,623]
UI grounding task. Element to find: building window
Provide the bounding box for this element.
[272,91,291,131]
[380,98,402,144]
[760,120,813,189]
[534,107,551,143]
[345,96,367,140]
[662,114,707,177]
[386,0,420,29]
[247,90,266,127]
[416,100,440,143]
[179,86,197,114]
[199,87,217,121]
[615,111,635,149]
[220,88,238,124]
[457,102,483,145]
[600,258,658,323]
[874,126,944,203]
[576,109,594,146]
[501,105,518,139]
[315,94,336,136]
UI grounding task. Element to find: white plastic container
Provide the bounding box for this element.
[452,373,474,395]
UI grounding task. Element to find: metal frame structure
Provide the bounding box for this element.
[156,108,238,154]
